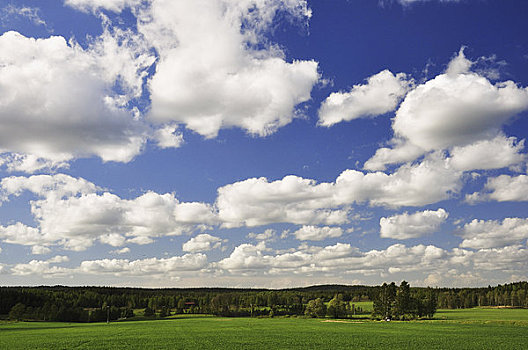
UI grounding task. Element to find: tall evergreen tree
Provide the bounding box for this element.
[372,282,396,319]
[423,287,437,318]
[394,281,413,319]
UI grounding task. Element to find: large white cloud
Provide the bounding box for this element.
[0,222,48,247]
[4,235,528,286]
[449,245,528,275]
[0,174,99,201]
[9,253,208,278]
[336,153,462,208]
[459,218,528,249]
[79,254,208,276]
[467,174,528,203]
[216,174,346,227]
[380,208,448,240]
[449,135,525,171]
[60,0,321,157]
[217,153,461,227]
[139,0,319,137]
[214,240,528,285]
[395,71,528,150]
[67,0,320,138]
[0,175,217,251]
[216,241,447,276]
[0,30,154,171]
[0,159,461,253]
[318,70,412,127]
[31,192,216,251]
[365,49,528,171]
[11,256,70,277]
[470,245,528,272]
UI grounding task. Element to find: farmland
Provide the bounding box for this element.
[1,308,527,350]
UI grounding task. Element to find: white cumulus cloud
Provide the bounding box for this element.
[467,174,528,203]
[0,31,153,171]
[292,225,344,241]
[182,234,223,253]
[31,245,51,255]
[216,241,447,276]
[380,208,449,240]
[217,153,462,227]
[1,174,99,201]
[0,174,217,251]
[459,218,528,249]
[140,0,319,137]
[318,70,412,127]
[65,0,142,13]
[247,228,277,241]
[11,256,71,277]
[154,124,184,149]
[449,135,525,171]
[79,254,208,276]
[365,48,528,171]
[111,247,131,255]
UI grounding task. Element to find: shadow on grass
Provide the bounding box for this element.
[0,324,76,331]
[115,314,216,322]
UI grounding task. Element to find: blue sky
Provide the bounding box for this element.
[0,0,528,288]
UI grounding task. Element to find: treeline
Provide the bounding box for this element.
[7,302,132,323]
[0,285,372,322]
[436,282,528,309]
[1,282,526,322]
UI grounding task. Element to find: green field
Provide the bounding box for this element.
[350,301,374,313]
[1,309,527,349]
[436,307,528,321]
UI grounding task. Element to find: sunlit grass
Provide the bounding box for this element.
[1,309,527,349]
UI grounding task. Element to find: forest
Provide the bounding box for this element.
[1,281,527,322]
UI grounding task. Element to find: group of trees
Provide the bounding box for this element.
[7,301,132,323]
[436,282,528,309]
[304,295,367,319]
[1,282,526,323]
[372,281,437,320]
[0,285,372,322]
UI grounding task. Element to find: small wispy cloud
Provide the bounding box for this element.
[1,5,52,32]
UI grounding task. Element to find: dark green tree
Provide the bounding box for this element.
[122,308,135,319]
[394,281,413,319]
[423,287,437,318]
[304,298,326,318]
[176,298,186,314]
[327,294,346,319]
[143,306,155,317]
[159,306,169,317]
[372,282,396,320]
[9,303,27,321]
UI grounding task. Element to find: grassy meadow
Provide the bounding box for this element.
[1,308,527,349]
